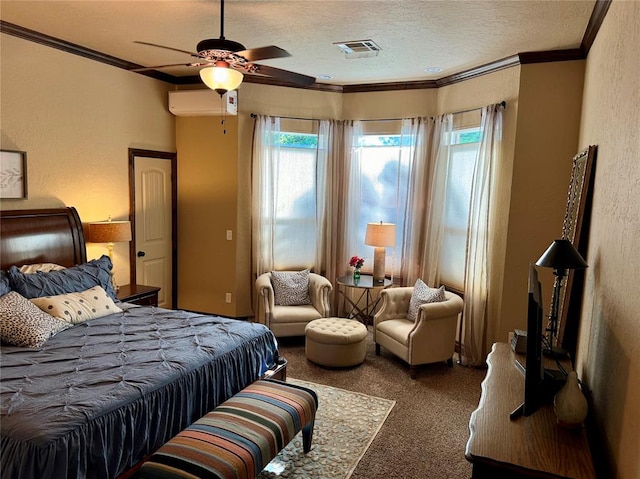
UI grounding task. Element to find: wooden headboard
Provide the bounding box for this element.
[0,207,87,270]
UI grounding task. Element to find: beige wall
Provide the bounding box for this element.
[175,116,239,315]
[500,61,586,349]
[0,34,175,286]
[575,2,640,477]
[342,89,438,119]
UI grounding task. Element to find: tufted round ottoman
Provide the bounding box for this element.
[305,317,368,367]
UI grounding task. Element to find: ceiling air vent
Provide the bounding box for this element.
[333,39,381,59]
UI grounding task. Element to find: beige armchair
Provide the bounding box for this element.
[255,272,333,337]
[373,286,464,379]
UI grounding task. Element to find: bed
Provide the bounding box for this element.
[0,207,283,479]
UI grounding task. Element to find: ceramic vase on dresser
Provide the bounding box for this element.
[554,370,588,429]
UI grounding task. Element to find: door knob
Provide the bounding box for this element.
[137,251,146,257]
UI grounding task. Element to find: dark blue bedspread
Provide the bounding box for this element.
[0,304,279,479]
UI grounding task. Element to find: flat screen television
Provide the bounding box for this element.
[510,264,566,419]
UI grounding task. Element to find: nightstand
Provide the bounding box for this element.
[117,284,161,306]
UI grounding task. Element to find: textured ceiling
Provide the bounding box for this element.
[0,0,596,86]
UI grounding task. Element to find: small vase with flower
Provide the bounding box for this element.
[349,256,365,284]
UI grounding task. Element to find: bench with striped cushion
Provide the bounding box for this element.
[140,379,318,479]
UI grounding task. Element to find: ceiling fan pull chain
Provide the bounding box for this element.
[221,95,227,135]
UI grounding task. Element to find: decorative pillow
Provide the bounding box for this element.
[18,263,66,274]
[8,255,117,301]
[406,279,447,321]
[271,269,312,306]
[30,286,123,324]
[0,291,70,348]
[0,270,11,297]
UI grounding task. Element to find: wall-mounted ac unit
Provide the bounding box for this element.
[168,89,238,117]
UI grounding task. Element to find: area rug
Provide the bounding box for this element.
[258,378,395,479]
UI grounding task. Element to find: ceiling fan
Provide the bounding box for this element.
[132,0,316,94]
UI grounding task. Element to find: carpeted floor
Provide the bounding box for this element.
[258,379,395,479]
[275,330,487,479]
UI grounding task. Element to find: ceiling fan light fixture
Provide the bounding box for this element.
[199,62,243,96]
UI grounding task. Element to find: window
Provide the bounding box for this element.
[254,116,482,291]
[439,127,481,290]
[270,132,320,269]
[351,131,409,277]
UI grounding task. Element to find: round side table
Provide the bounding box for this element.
[336,274,392,325]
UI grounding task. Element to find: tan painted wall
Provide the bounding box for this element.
[342,89,438,119]
[0,34,175,286]
[500,61,586,349]
[575,2,640,477]
[173,84,343,317]
[176,116,239,316]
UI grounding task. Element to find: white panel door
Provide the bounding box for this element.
[134,156,172,308]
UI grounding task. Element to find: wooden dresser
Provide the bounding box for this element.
[466,342,596,479]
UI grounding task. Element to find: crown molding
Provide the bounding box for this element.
[581,0,612,56]
[241,74,343,93]
[0,20,177,84]
[341,80,438,93]
[435,55,521,88]
[517,49,585,64]
[1,0,611,93]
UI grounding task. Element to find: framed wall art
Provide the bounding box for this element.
[0,150,27,199]
[557,145,597,356]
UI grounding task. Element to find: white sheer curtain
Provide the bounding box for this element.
[251,115,281,276]
[251,115,330,276]
[315,120,330,269]
[343,121,365,267]
[320,120,354,284]
[401,114,453,286]
[397,117,428,283]
[460,104,504,366]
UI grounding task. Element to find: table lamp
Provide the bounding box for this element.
[535,239,588,357]
[364,222,396,284]
[87,216,132,291]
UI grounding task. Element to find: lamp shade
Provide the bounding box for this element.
[199,62,243,95]
[365,222,396,247]
[87,221,132,244]
[535,239,588,270]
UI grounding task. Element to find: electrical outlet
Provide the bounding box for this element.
[225,293,232,303]
[226,230,233,241]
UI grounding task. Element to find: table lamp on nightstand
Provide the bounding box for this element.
[87,216,132,291]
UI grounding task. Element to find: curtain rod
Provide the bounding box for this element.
[249,113,317,121]
[249,101,506,122]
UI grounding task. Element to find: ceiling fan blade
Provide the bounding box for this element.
[235,45,290,62]
[134,41,200,58]
[250,64,316,86]
[131,63,205,72]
